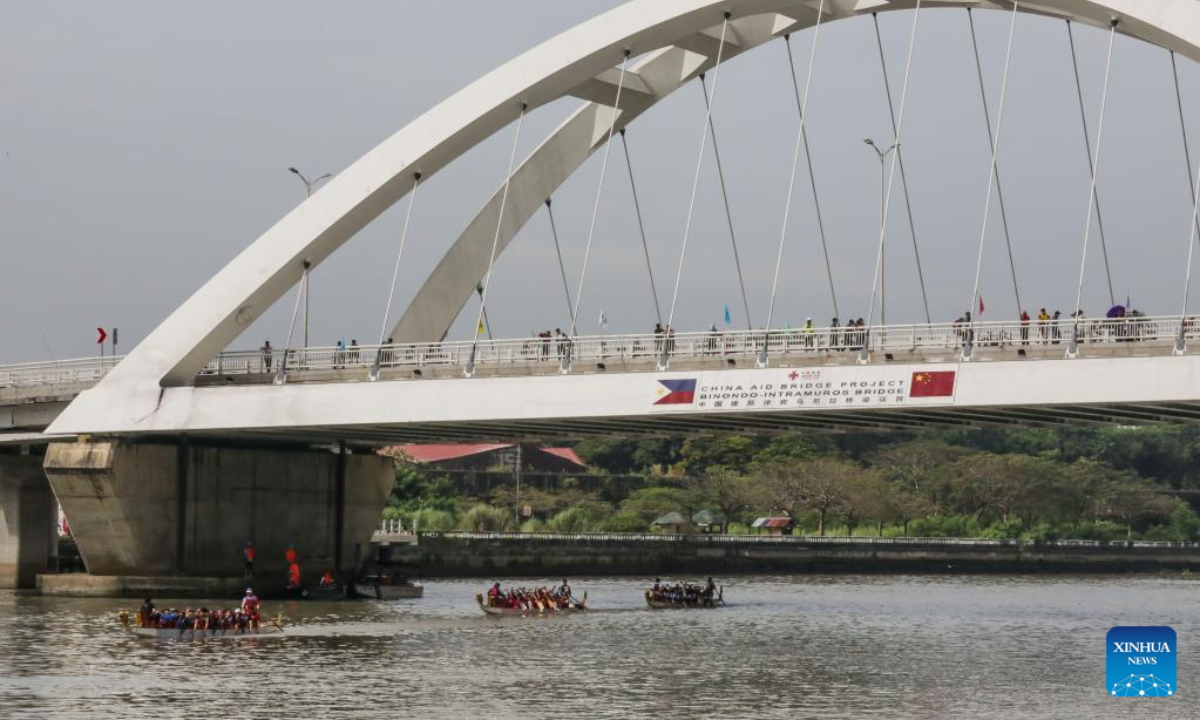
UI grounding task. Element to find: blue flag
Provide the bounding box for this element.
[723,305,731,326]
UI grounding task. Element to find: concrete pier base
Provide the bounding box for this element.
[0,453,58,588]
[37,573,247,599]
[43,440,392,592]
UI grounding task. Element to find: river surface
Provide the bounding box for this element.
[0,574,1197,719]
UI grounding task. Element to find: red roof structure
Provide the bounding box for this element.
[393,443,509,463]
[541,447,585,466]
[386,443,587,471]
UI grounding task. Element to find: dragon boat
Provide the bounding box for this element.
[475,592,587,616]
[118,611,284,640]
[644,586,724,609]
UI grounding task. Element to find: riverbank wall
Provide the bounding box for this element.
[374,532,1200,577]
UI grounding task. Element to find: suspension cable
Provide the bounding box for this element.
[666,14,732,334]
[1067,20,1116,307]
[1070,19,1119,347]
[1179,154,1200,326]
[872,12,931,325]
[786,23,840,322]
[544,199,575,321]
[619,129,663,325]
[700,75,753,329]
[967,8,1023,317]
[864,1,922,338]
[966,1,1019,345]
[571,51,631,337]
[377,173,421,345]
[470,103,528,361]
[766,5,829,333]
[277,268,306,382]
[1171,51,1200,255]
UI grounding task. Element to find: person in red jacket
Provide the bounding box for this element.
[243,541,255,579]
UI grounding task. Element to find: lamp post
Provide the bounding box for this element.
[288,168,332,347]
[864,139,898,326]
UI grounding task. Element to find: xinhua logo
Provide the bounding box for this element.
[1107,626,1176,697]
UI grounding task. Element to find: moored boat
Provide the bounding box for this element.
[118,611,284,640]
[354,581,424,600]
[475,592,587,616]
[284,585,346,601]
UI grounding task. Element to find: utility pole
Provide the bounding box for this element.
[289,168,332,347]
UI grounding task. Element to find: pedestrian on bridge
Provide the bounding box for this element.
[1020,310,1030,345]
[260,341,273,373]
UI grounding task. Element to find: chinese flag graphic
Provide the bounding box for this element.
[910,371,956,398]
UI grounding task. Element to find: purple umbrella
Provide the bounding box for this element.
[1106,305,1126,319]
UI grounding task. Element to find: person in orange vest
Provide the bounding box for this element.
[243,541,255,579]
[287,562,301,590]
[320,570,336,589]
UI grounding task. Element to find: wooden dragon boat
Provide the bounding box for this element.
[644,586,724,609]
[118,611,284,640]
[475,592,587,616]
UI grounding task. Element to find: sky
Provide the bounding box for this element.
[3,1,1200,364]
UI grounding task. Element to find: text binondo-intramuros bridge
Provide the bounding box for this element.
[6,0,1200,588]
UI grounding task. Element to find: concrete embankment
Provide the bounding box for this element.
[375,532,1200,577]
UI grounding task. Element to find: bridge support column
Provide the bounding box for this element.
[43,440,392,587]
[0,453,58,589]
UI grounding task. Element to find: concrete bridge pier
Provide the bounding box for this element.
[42,439,393,594]
[0,451,58,589]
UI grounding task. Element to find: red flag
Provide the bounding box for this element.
[910,371,956,398]
[978,296,985,316]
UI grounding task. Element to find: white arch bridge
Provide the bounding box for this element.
[42,0,1200,446]
[10,0,1200,585]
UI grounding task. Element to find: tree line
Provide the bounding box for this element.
[382,427,1200,541]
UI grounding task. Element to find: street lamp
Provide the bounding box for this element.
[288,166,333,197]
[288,167,332,348]
[864,139,899,326]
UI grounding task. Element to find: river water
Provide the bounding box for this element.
[0,574,1196,719]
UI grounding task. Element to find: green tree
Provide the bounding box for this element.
[676,436,761,475]
[755,458,864,536]
[619,487,702,526]
[460,504,513,532]
[679,468,754,531]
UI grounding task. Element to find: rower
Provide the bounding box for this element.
[558,578,571,600]
[139,597,155,628]
[487,582,502,607]
[242,588,261,630]
[320,570,336,589]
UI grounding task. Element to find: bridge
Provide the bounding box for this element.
[8,315,1200,442]
[6,0,1200,590]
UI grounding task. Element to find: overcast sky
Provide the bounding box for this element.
[4,1,1200,364]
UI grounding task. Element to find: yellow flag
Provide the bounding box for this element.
[477,319,486,334]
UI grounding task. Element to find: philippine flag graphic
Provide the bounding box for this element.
[654,379,697,405]
[910,371,956,398]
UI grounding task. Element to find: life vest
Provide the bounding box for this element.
[244,547,255,561]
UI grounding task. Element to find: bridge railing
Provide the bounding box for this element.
[0,356,125,387]
[4,315,1195,388]
[198,313,1196,377]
